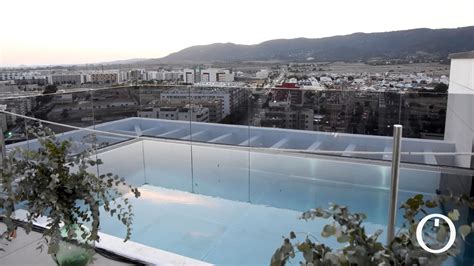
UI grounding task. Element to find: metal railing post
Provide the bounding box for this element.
[0,106,6,168]
[387,124,402,245]
[0,125,6,167]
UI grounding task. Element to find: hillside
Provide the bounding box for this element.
[156,26,474,63]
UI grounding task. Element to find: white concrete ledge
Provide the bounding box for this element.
[239,135,260,146]
[306,140,322,151]
[134,124,142,136]
[96,233,212,266]
[342,144,356,157]
[182,130,208,140]
[270,137,290,149]
[142,126,161,135]
[423,148,438,165]
[108,129,136,135]
[157,128,187,138]
[383,146,392,160]
[208,133,233,143]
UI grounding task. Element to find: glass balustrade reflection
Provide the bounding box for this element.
[190,84,251,202]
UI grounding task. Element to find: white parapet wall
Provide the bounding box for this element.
[445,51,474,168]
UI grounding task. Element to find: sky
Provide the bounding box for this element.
[1,0,474,67]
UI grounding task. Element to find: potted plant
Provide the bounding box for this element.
[0,126,140,265]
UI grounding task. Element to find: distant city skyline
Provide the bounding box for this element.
[1,0,474,67]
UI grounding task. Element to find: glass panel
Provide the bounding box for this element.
[3,64,473,266]
[95,133,146,188]
[250,151,391,222]
[90,86,140,139]
[0,98,29,147]
[399,91,472,169]
[4,116,86,155]
[397,166,474,264]
[401,91,447,139]
[138,85,192,140]
[191,84,251,202]
[29,90,94,133]
[139,84,193,192]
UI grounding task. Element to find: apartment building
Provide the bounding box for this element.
[160,87,247,117]
[138,104,209,122]
[149,99,223,123]
[146,70,182,81]
[183,69,199,83]
[200,69,234,82]
[51,74,83,85]
[0,97,36,126]
[90,73,118,84]
[257,107,314,130]
[182,68,234,83]
[256,69,270,79]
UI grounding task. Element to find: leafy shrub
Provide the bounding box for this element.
[271,192,474,265]
[0,126,140,254]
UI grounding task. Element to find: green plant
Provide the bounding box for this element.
[0,126,140,256]
[271,193,474,266]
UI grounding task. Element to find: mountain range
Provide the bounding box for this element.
[148,26,474,63]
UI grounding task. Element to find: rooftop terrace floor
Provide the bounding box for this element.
[0,225,135,266]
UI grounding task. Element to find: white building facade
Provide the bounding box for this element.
[160,87,246,116]
[444,51,474,168]
[138,104,209,122]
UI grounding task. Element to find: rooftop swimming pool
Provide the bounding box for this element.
[100,184,386,265]
[91,139,445,265]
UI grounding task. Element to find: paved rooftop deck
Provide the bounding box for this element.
[0,224,136,266]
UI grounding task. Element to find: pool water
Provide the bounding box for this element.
[94,140,443,264]
[99,184,387,265]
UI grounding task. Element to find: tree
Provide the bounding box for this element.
[434,83,448,93]
[43,84,58,95]
[36,85,58,108]
[60,108,69,119]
